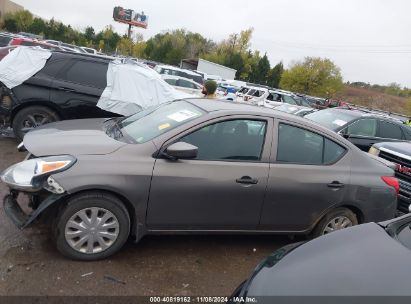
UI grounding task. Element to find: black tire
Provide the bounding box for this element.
[312,207,358,238]
[53,192,130,261]
[12,105,60,140]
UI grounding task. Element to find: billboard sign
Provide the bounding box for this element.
[113,6,148,29]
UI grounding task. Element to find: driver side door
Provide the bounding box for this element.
[146,116,273,231]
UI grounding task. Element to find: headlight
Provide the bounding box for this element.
[368,146,380,156]
[0,155,76,190]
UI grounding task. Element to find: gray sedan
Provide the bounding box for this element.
[0,99,399,260]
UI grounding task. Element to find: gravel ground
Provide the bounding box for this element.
[0,137,292,296]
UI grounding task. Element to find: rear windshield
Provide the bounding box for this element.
[306,109,358,130]
[118,101,205,143]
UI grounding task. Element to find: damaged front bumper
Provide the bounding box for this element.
[3,190,66,229]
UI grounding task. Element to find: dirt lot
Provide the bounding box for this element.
[0,137,292,297]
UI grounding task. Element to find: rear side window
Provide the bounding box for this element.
[277,124,346,165]
[346,119,377,137]
[378,121,404,140]
[324,138,346,164]
[39,58,68,77]
[60,60,108,88]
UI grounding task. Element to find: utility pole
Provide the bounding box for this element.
[128,24,132,39]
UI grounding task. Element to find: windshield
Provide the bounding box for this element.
[117,101,205,143]
[305,109,358,130]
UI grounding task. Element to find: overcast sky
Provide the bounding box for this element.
[14,0,411,87]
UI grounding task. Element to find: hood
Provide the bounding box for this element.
[246,222,411,296]
[23,118,127,156]
[373,141,411,159]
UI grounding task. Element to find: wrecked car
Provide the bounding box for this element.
[1,99,399,260]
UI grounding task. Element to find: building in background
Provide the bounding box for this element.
[181,58,237,80]
[0,0,23,22]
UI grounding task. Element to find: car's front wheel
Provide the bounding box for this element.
[53,192,130,260]
[312,207,358,238]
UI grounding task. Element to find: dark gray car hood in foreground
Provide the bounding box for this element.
[23,118,126,156]
[246,222,411,296]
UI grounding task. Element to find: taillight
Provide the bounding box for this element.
[381,176,399,195]
[224,91,228,96]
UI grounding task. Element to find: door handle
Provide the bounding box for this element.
[58,87,76,93]
[236,176,258,185]
[327,181,344,188]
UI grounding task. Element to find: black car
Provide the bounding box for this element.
[306,107,411,151]
[0,51,115,139]
[230,214,411,301]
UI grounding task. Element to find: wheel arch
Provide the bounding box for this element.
[10,100,64,124]
[62,188,137,235]
[310,203,365,233]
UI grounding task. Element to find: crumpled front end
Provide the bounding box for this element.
[1,153,75,228]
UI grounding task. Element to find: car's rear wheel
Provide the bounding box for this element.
[53,192,130,261]
[12,106,60,140]
[312,208,358,238]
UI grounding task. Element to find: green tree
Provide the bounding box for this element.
[28,17,46,35]
[254,53,270,84]
[84,26,95,41]
[280,57,344,97]
[267,62,284,88]
[3,10,33,32]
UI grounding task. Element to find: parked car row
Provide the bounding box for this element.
[0,31,99,60]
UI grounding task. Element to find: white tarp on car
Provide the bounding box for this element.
[0,46,52,89]
[97,60,194,116]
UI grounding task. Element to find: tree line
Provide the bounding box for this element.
[9,9,409,100]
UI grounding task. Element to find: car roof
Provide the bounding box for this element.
[183,99,357,145]
[329,107,406,124]
[50,50,115,62]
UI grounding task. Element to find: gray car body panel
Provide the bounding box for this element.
[245,217,411,296]
[14,99,397,240]
[23,118,127,156]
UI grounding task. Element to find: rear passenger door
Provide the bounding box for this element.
[259,121,350,232]
[50,59,112,119]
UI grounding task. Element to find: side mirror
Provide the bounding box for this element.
[165,142,198,159]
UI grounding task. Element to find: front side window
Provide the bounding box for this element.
[277,124,346,165]
[180,119,267,161]
[346,119,377,137]
[118,101,205,143]
[377,121,404,139]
